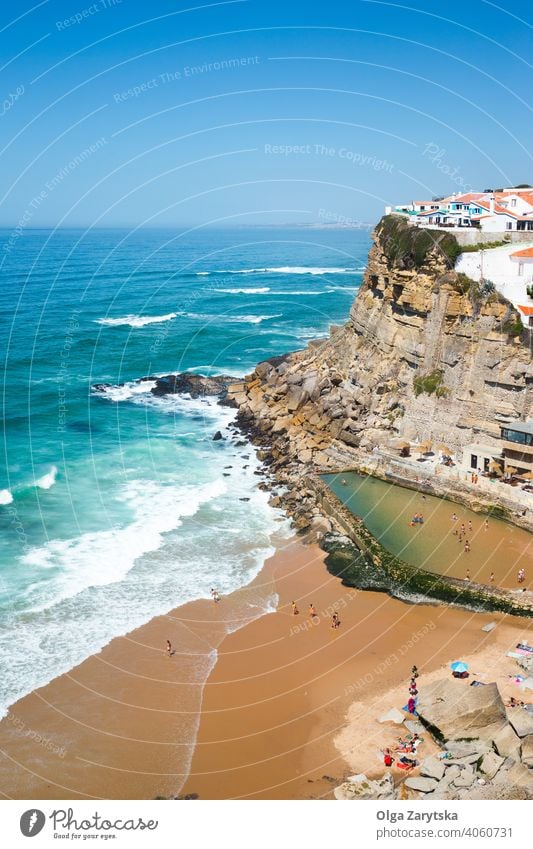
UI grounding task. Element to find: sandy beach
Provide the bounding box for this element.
[1,533,531,801]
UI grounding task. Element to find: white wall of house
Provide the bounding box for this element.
[478,213,516,232]
[455,242,533,310]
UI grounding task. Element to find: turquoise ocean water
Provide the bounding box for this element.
[0,226,370,715]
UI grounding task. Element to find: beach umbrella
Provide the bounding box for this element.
[451,661,469,673]
[437,443,452,453]
[415,441,432,453]
[520,471,533,480]
[506,466,518,475]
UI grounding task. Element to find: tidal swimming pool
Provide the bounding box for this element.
[324,472,532,590]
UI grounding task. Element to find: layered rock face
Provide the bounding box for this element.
[229,217,532,508]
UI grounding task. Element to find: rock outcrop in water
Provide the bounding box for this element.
[93,372,238,402]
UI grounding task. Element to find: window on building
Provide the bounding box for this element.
[506,222,513,230]
[470,454,478,469]
[518,262,524,276]
[511,198,517,207]
[484,458,490,472]
[502,429,533,446]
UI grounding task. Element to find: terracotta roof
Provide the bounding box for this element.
[518,305,533,316]
[450,193,486,204]
[476,199,521,218]
[510,247,533,259]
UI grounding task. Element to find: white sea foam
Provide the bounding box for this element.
[34,465,57,490]
[95,380,157,402]
[0,489,13,505]
[95,313,177,328]
[196,266,358,276]
[220,287,271,294]
[22,478,227,609]
[185,312,282,324]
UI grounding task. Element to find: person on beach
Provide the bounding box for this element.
[291,601,299,615]
[411,665,419,679]
[466,569,470,581]
[166,640,172,657]
[461,523,465,536]
[407,697,416,714]
[518,569,526,584]
[331,611,340,629]
[382,748,394,767]
[308,603,316,618]
[484,519,489,530]
[490,572,495,583]
[464,540,470,553]
[451,513,457,522]
[211,588,220,603]
[468,521,473,532]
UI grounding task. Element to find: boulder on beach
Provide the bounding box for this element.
[416,679,506,742]
[420,756,445,781]
[508,709,533,739]
[478,751,505,780]
[521,734,533,767]
[334,773,397,801]
[404,776,437,793]
[493,723,521,762]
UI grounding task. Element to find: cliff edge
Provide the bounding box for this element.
[228,215,532,531]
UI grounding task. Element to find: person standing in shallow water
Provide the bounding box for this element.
[166,640,172,657]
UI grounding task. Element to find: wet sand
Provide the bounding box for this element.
[182,541,532,799]
[0,536,531,800]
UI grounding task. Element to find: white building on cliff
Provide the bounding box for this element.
[387,188,533,233]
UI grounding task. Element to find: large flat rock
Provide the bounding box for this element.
[417,679,506,741]
[479,751,505,780]
[521,734,533,767]
[334,773,397,801]
[508,709,533,739]
[420,756,445,781]
[493,723,521,762]
[404,776,438,793]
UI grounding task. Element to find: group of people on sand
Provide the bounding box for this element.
[382,665,422,771]
[291,600,341,629]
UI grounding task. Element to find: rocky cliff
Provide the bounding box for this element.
[228,216,532,530]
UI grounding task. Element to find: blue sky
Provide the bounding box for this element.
[0,0,532,227]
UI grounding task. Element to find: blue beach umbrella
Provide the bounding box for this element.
[451,661,469,673]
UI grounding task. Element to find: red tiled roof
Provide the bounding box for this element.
[518,305,533,316]
[510,247,533,259]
